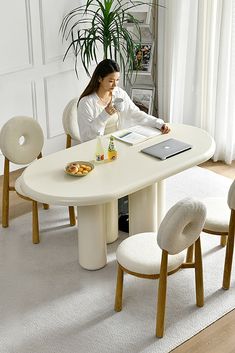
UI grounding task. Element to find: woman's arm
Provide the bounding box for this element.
[77,96,110,142]
[120,89,167,131]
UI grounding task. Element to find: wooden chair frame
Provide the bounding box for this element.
[114,237,203,338]
[66,134,72,149]
[223,209,235,289]
[203,227,228,247]
[65,133,76,220]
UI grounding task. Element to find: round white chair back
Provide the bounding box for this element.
[62,98,80,142]
[0,116,44,165]
[228,180,235,210]
[157,198,207,255]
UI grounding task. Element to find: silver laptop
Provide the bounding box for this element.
[141,138,192,160]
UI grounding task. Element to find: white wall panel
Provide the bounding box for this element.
[0,79,35,125]
[0,0,33,74]
[0,0,98,175]
[39,0,79,64]
[44,70,82,138]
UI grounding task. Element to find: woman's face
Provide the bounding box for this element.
[99,72,120,93]
[136,51,142,60]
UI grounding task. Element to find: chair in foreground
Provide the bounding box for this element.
[114,198,206,337]
[62,98,80,148]
[0,116,76,244]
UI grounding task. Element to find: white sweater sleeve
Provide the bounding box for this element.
[121,90,165,130]
[77,96,110,142]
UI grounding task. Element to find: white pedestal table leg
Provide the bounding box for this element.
[105,200,119,244]
[157,179,165,227]
[128,180,166,236]
[77,204,107,270]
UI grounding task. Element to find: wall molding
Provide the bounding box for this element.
[39,0,64,65]
[0,0,33,76]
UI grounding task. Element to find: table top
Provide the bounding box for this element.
[20,124,215,206]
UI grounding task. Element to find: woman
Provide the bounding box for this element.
[77,59,170,143]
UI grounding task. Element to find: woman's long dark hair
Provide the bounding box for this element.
[79,59,120,102]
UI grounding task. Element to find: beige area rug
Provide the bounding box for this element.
[0,166,234,353]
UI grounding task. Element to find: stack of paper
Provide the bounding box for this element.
[112,125,161,145]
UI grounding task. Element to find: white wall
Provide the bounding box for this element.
[0,0,92,174]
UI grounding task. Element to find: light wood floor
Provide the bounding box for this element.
[1,161,235,352]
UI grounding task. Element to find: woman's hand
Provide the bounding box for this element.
[161,124,170,134]
[105,100,118,116]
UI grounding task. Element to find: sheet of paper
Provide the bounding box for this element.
[112,125,161,145]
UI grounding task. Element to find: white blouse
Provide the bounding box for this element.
[77,86,165,143]
[104,112,119,135]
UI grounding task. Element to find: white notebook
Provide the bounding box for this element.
[112,125,161,145]
[141,138,192,160]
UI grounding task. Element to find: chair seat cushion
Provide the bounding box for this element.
[116,232,185,275]
[15,175,27,198]
[203,197,230,233]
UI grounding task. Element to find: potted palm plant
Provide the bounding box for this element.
[60,0,155,82]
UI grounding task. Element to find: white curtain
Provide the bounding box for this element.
[158,0,235,163]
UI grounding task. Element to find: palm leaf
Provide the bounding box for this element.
[60,0,159,81]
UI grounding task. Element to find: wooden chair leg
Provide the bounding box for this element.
[223,210,235,289]
[38,154,49,210]
[66,134,72,149]
[220,235,227,247]
[2,158,10,228]
[186,244,194,263]
[114,264,124,312]
[194,237,204,307]
[156,250,168,338]
[69,206,76,226]
[32,200,40,244]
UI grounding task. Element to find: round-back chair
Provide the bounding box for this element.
[0,116,75,244]
[114,198,206,337]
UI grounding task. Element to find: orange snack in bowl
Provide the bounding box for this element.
[68,165,79,174]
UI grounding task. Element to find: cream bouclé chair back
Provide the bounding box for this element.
[0,116,76,244]
[0,116,44,165]
[228,179,235,209]
[62,98,80,148]
[115,197,206,337]
[157,198,207,254]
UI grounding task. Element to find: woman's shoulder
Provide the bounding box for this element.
[78,93,97,107]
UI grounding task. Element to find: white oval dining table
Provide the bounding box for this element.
[20,124,215,270]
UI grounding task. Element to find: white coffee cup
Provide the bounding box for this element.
[113,98,125,112]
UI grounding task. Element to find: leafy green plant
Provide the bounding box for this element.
[60,0,154,81]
